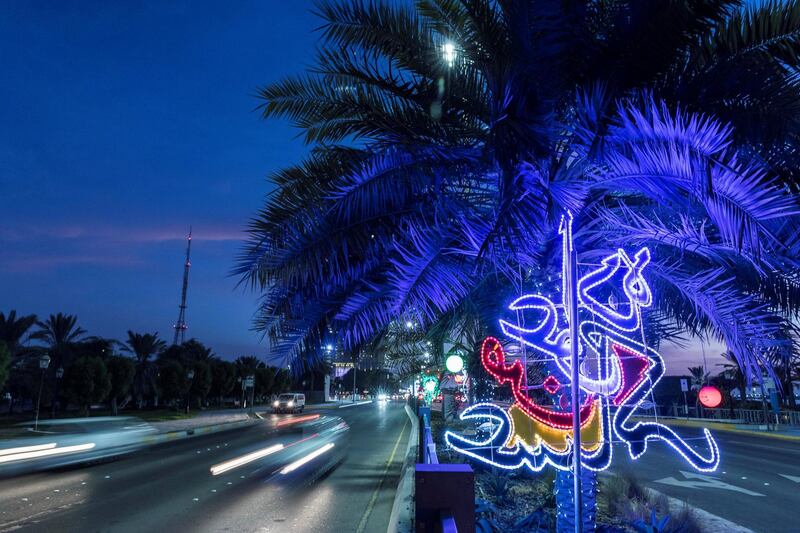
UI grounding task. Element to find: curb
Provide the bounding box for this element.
[142,418,255,446]
[634,416,800,442]
[644,487,754,533]
[387,404,418,533]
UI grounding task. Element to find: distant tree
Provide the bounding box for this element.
[272,368,292,394]
[209,359,237,406]
[31,313,88,415]
[157,359,187,410]
[0,341,10,392]
[189,360,212,408]
[0,310,38,359]
[255,366,276,402]
[688,365,712,411]
[181,339,215,362]
[719,351,748,405]
[62,356,111,416]
[235,355,264,375]
[106,356,135,415]
[123,331,166,408]
[81,337,118,360]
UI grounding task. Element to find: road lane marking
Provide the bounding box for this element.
[779,473,800,483]
[356,418,408,533]
[655,470,764,496]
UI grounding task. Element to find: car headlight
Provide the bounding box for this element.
[273,401,279,407]
[287,401,294,407]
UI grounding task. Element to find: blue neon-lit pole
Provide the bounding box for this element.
[565,218,583,533]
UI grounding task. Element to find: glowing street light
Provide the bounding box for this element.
[442,41,456,66]
[446,354,464,373]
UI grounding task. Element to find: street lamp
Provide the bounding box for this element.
[442,41,456,66]
[34,354,51,431]
[185,369,195,414]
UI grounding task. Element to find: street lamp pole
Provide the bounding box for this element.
[34,354,51,431]
[185,369,195,414]
[352,359,357,403]
[565,216,583,533]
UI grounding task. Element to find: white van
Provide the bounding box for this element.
[273,393,306,413]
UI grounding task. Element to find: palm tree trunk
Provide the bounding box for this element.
[555,468,597,532]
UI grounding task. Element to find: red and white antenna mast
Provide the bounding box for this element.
[173,227,192,345]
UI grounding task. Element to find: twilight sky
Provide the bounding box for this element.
[0,1,723,372]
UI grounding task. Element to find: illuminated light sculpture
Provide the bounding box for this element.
[698,385,723,408]
[421,375,440,406]
[445,216,720,474]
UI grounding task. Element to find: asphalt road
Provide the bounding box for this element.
[611,428,800,533]
[0,402,409,533]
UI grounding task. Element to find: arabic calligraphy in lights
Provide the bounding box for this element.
[445,214,720,474]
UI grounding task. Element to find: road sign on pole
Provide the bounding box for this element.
[680,379,689,392]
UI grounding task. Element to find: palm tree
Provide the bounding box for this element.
[239,1,800,529]
[688,365,712,415]
[719,351,748,406]
[30,313,88,417]
[123,331,166,408]
[30,313,87,368]
[0,310,38,359]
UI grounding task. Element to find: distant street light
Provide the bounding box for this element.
[35,354,51,431]
[442,41,456,66]
[185,369,195,414]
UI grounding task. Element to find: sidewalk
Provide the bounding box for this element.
[633,416,800,441]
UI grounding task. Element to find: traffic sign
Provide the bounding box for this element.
[680,378,688,392]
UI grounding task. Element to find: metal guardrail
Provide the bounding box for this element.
[666,406,800,426]
[418,407,439,464]
[638,404,800,427]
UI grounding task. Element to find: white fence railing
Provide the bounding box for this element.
[642,405,800,426]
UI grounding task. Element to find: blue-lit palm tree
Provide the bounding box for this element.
[239,1,800,530]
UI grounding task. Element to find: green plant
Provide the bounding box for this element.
[632,509,671,533]
[475,498,501,533]
[512,507,548,532]
[486,472,510,501]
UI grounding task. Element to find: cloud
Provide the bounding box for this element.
[0,253,147,273]
[0,223,245,244]
[0,221,244,273]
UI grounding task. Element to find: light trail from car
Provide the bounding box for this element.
[0,443,57,457]
[275,414,320,427]
[0,443,96,464]
[209,444,284,476]
[280,443,335,475]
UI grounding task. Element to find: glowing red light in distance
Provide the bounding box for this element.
[698,386,722,408]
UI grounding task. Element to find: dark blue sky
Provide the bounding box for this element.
[0,1,318,358]
[0,1,720,371]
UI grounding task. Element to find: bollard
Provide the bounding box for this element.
[415,463,475,533]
